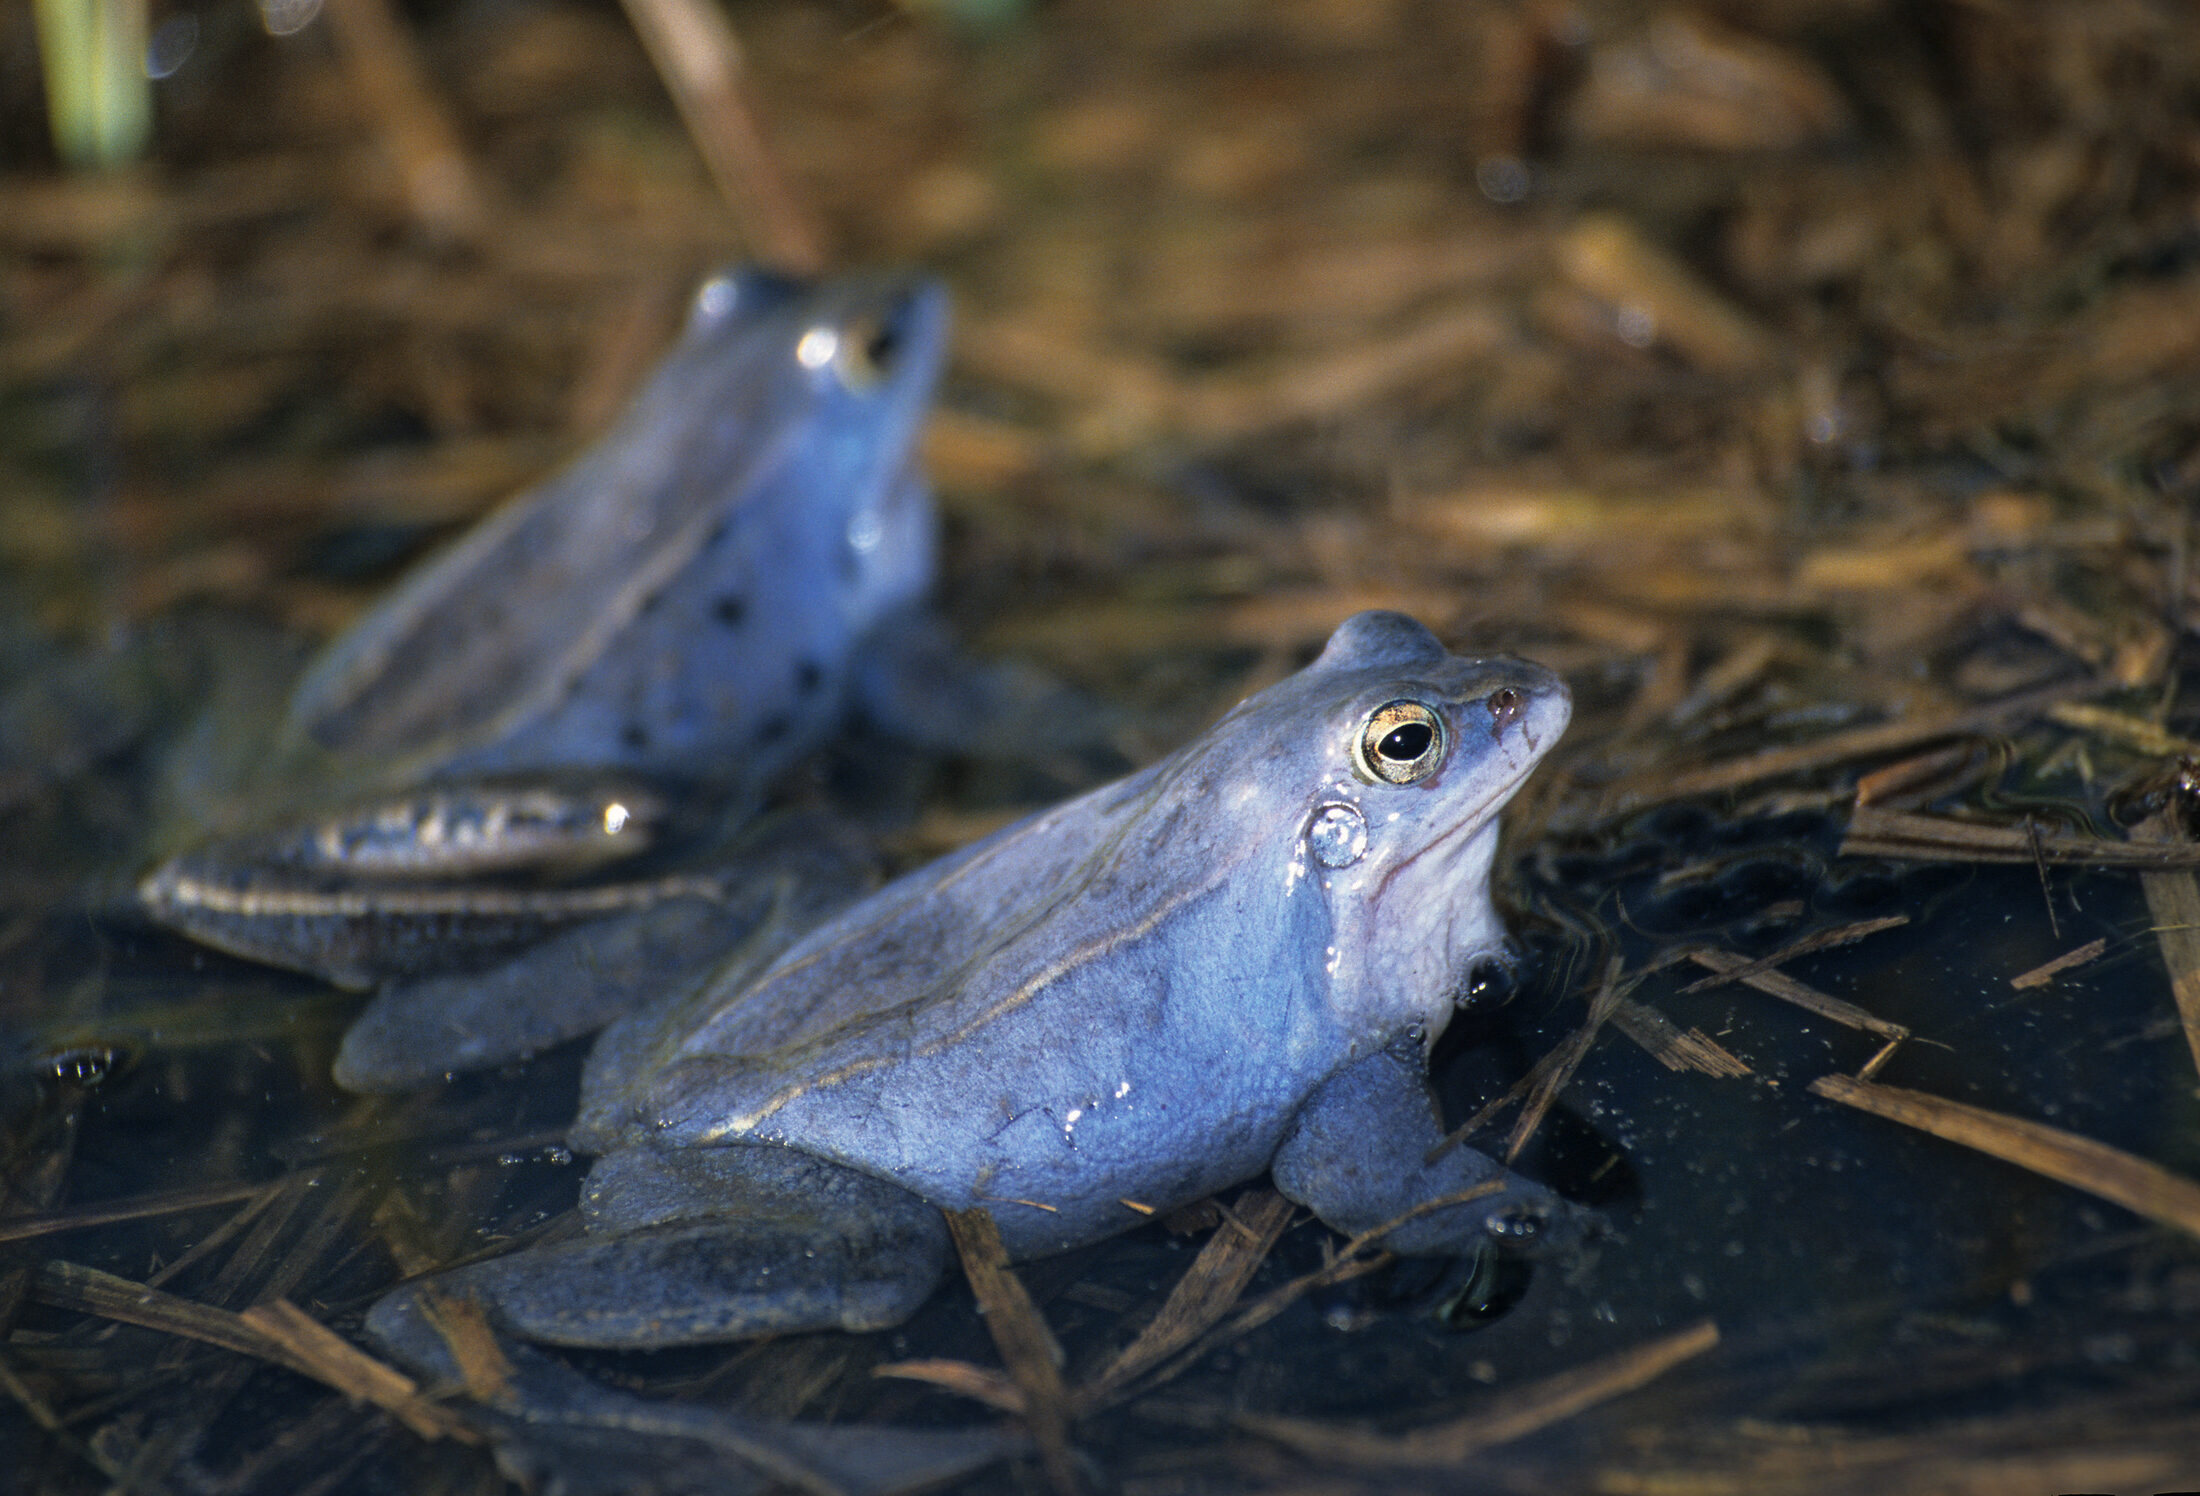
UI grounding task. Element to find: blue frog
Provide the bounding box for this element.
[275,269,946,788]
[137,270,965,1089]
[368,612,1589,1351]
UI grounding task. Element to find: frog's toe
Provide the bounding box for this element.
[361,1279,473,1387]
[1477,1186,1604,1258]
[1371,1173,1602,1260]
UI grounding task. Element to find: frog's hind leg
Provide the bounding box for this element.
[368,1143,947,1351]
[334,894,736,1092]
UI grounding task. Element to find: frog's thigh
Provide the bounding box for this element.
[335,899,728,1092]
[434,1144,947,1349]
[1271,1045,1578,1257]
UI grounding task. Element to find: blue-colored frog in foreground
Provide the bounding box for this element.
[369,611,1588,1353]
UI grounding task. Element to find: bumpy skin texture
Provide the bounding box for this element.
[371,611,1587,1354]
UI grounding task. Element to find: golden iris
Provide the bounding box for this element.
[1351,699,1447,785]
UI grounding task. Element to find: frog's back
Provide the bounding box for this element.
[278,270,945,788]
[581,741,1341,1245]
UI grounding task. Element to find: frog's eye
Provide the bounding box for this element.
[1351,699,1448,785]
[830,310,902,391]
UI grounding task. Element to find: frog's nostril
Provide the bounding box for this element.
[1487,687,1525,738]
[830,310,902,391]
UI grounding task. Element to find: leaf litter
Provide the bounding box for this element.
[9,0,2200,1490]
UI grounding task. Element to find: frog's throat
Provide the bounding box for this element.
[1368,754,1530,912]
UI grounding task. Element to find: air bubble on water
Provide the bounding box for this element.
[1307,802,1368,868]
[1476,156,1531,204]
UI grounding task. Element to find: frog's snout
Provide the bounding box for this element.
[1459,665,1571,757]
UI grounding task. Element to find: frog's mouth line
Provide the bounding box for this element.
[1370,743,1542,911]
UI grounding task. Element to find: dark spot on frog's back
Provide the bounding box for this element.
[714,595,747,627]
[757,715,790,745]
[623,724,650,751]
[795,661,822,695]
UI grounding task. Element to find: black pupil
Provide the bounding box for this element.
[1379,722,1434,761]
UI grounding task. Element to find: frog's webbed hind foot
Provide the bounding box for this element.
[364,1290,1020,1496]
[403,1214,942,1347]
[368,1143,947,1350]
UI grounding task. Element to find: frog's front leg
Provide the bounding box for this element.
[851,605,1125,766]
[367,1143,947,1352]
[1270,1042,1595,1257]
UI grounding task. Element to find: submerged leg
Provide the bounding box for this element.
[367,1142,947,1351]
[1271,1042,1598,1257]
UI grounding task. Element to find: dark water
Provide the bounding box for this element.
[4,635,2199,1494]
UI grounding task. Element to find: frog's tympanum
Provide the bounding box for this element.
[136,270,947,1088]
[368,611,1587,1355]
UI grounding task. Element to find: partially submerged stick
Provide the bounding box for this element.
[1809,1075,2200,1241]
